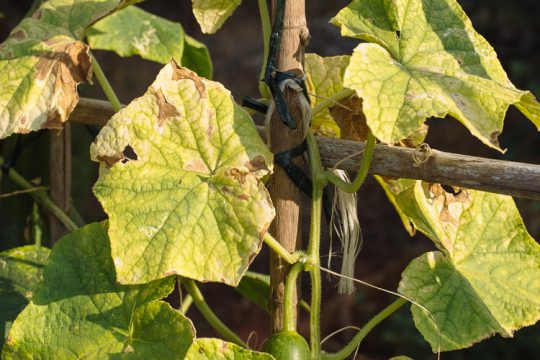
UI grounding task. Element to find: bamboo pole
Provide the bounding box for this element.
[69,97,540,201]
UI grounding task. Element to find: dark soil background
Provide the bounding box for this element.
[1,1,539,359]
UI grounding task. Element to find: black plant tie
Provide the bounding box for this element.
[262,0,311,130]
[274,141,312,198]
[242,96,269,114]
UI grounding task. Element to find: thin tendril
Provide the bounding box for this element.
[307,92,357,113]
[321,326,361,345]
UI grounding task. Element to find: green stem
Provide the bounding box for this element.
[321,298,406,360]
[0,155,78,232]
[32,202,42,248]
[311,89,355,117]
[321,131,376,193]
[89,52,122,112]
[182,278,248,348]
[305,130,326,359]
[180,294,193,314]
[257,0,272,99]
[264,233,302,264]
[283,262,304,332]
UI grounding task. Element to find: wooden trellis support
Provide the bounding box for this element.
[71,97,540,201]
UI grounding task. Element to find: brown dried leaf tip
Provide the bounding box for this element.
[427,183,471,228]
[37,40,92,129]
[170,60,207,98]
[330,95,370,142]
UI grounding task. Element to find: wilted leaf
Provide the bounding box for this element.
[3,222,194,359]
[395,181,540,351]
[305,53,350,137]
[329,95,369,142]
[92,62,274,286]
[0,246,49,347]
[0,0,140,139]
[186,338,275,359]
[192,0,242,34]
[332,0,540,149]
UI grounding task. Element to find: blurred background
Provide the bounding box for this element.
[1,1,539,359]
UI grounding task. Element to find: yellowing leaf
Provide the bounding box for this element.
[192,0,242,34]
[92,62,274,286]
[3,223,195,359]
[305,53,350,137]
[332,0,540,150]
[0,0,139,139]
[394,181,540,351]
[186,338,275,359]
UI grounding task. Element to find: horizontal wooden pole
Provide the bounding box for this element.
[71,97,540,201]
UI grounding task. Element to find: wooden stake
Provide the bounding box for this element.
[48,124,71,242]
[268,0,310,332]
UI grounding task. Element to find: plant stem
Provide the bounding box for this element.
[0,155,78,232]
[283,262,304,332]
[305,130,327,359]
[311,89,355,117]
[321,131,376,193]
[264,233,301,264]
[180,294,193,314]
[321,298,407,360]
[89,52,122,113]
[257,0,272,99]
[182,278,248,348]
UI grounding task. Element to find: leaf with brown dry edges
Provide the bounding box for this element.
[92,61,274,286]
[0,0,140,139]
[394,181,540,351]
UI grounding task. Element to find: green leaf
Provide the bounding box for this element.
[394,181,540,351]
[235,271,271,311]
[87,6,185,64]
[91,62,274,286]
[3,222,195,359]
[182,35,213,79]
[0,246,49,347]
[0,0,140,139]
[87,6,213,77]
[192,0,242,34]
[186,338,275,359]
[332,0,540,149]
[305,53,350,137]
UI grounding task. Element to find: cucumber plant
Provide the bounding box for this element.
[0,0,539,359]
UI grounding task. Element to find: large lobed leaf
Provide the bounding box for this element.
[392,181,540,351]
[0,246,49,347]
[0,0,140,139]
[87,6,213,78]
[191,0,242,34]
[186,338,275,360]
[92,62,274,286]
[3,222,195,359]
[332,0,540,150]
